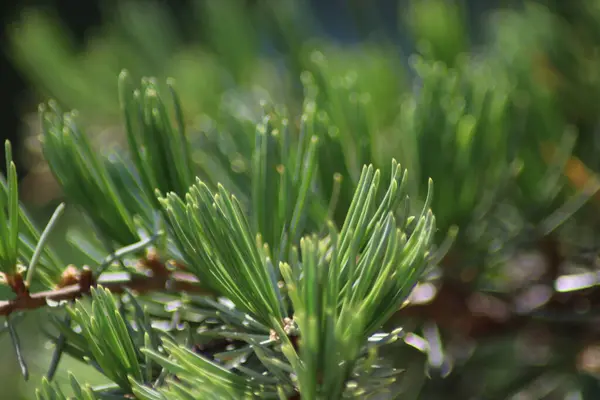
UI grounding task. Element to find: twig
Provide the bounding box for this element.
[0,265,212,316]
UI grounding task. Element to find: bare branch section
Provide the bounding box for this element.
[0,256,213,316]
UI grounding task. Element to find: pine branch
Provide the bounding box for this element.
[0,256,212,316]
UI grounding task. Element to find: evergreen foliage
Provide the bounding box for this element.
[3,0,600,398]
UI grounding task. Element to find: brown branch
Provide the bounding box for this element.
[1,236,595,344]
[398,279,600,341]
[398,281,525,338]
[396,234,600,340]
[0,259,213,316]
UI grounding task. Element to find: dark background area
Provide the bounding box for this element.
[1,0,104,178]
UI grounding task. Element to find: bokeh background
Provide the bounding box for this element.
[2,0,600,398]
